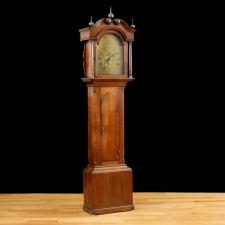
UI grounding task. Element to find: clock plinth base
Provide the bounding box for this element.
[83,165,134,215]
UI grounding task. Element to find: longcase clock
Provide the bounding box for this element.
[79,8,136,215]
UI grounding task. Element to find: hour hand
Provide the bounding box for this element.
[108,52,116,59]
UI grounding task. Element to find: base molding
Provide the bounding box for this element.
[83,204,134,215]
[85,164,132,174]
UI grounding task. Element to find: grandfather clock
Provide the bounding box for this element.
[79,8,136,215]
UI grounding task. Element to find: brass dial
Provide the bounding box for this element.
[97,34,124,75]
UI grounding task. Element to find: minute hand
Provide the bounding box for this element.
[108,52,116,59]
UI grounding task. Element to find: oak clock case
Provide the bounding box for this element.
[79,10,136,215]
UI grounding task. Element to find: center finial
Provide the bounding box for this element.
[108,6,114,18]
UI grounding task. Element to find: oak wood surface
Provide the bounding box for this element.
[0,193,224,224]
[79,20,136,215]
[79,18,136,42]
[81,77,134,214]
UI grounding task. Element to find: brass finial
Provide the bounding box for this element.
[108,6,114,18]
[131,19,135,28]
[89,16,94,27]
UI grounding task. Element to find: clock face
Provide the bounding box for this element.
[97,34,124,75]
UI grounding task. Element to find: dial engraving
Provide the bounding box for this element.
[97,34,124,75]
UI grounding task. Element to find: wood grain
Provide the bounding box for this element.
[0,193,224,224]
[79,18,136,42]
[81,77,134,214]
[79,17,136,215]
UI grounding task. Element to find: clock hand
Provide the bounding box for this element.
[106,54,116,63]
[108,52,116,58]
[107,51,116,58]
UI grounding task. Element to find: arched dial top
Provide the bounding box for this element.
[97,34,124,75]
